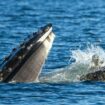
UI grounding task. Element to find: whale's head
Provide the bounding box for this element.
[0,24,55,82]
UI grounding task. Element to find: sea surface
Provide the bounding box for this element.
[0,0,105,105]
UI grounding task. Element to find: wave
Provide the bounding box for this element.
[39,45,105,83]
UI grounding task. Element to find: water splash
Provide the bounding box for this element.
[39,45,105,83]
[72,45,105,65]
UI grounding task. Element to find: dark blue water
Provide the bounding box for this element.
[0,0,105,104]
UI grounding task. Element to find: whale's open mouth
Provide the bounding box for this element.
[0,24,55,83]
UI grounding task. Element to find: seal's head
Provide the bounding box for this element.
[91,54,104,69]
[92,54,100,67]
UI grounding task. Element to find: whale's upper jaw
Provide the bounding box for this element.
[0,23,55,82]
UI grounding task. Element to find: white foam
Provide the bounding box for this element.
[39,45,105,83]
[72,45,105,66]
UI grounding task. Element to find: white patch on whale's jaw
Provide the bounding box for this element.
[43,32,55,59]
[35,32,55,81]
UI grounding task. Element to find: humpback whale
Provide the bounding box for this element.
[80,67,105,81]
[0,23,55,82]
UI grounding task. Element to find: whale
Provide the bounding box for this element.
[80,67,105,82]
[0,23,55,82]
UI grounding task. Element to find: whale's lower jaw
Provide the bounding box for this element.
[80,67,105,82]
[0,24,55,83]
[12,32,55,82]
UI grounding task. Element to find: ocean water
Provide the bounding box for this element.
[0,0,105,104]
